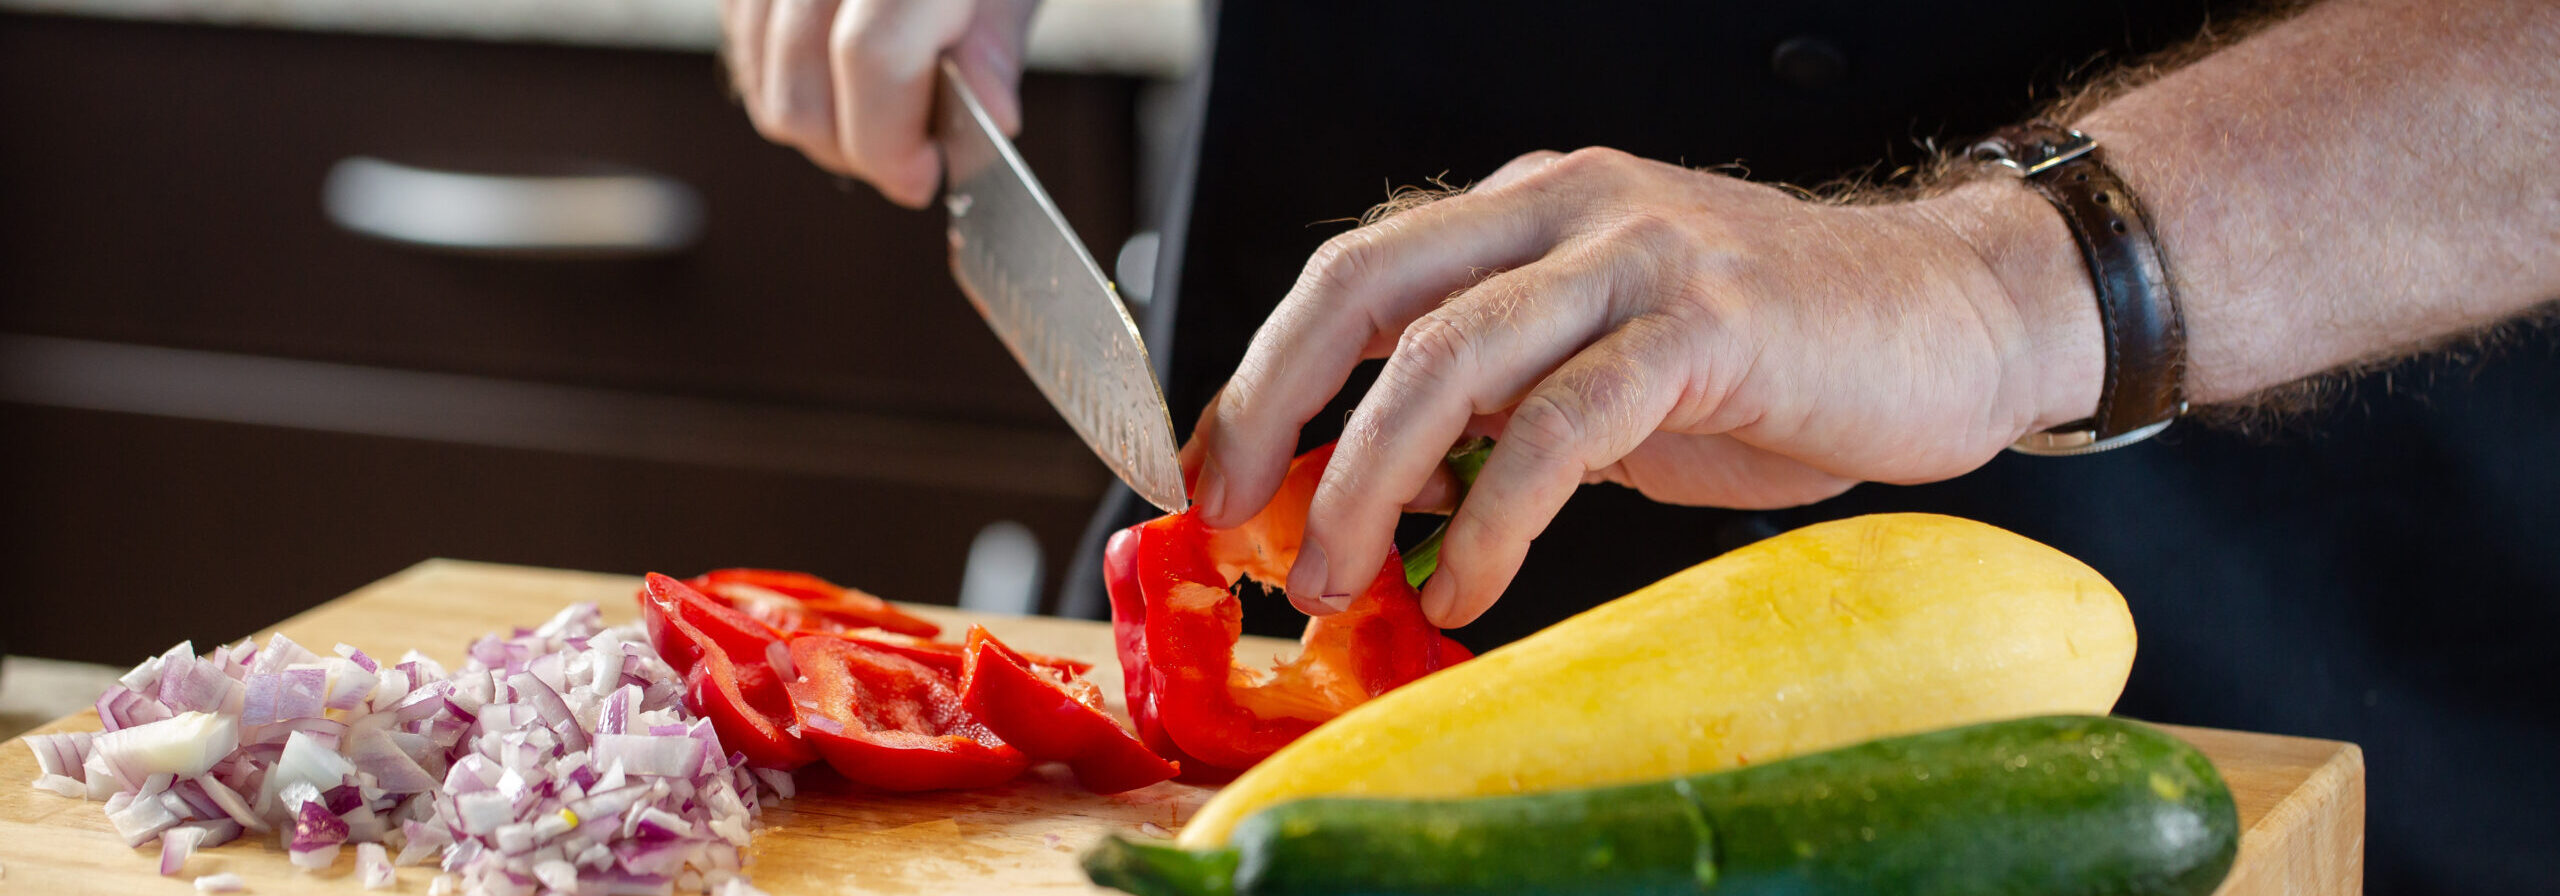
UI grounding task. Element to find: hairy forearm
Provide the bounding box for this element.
[2070,0,2560,406]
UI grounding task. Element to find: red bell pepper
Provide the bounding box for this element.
[642,568,1177,791]
[784,635,1028,791]
[810,628,1095,679]
[1105,443,1472,782]
[640,574,815,769]
[688,568,942,638]
[957,626,1177,793]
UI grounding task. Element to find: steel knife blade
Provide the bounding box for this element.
[935,60,1187,513]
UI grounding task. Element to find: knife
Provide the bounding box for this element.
[935,59,1188,513]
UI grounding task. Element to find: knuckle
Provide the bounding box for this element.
[844,28,900,75]
[757,78,829,137]
[1483,149,1566,189]
[1391,313,1475,386]
[1504,390,1592,464]
[1553,146,1633,179]
[1301,227,1387,296]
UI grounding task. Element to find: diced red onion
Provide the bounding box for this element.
[193,773,266,831]
[166,778,224,819]
[264,729,355,813]
[763,641,795,681]
[248,633,321,676]
[94,713,237,781]
[192,872,247,893]
[82,750,126,799]
[23,731,92,780]
[158,822,206,876]
[32,773,84,798]
[597,684,638,737]
[749,768,795,801]
[178,818,242,849]
[534,858,580,891]
[41,604,781,894]
[347,728,441,794]
[358,841,395,889]
[324,658,381,712]
[593,734,705,780]
[96,686,174,733]
[107,787,183,846]
[397,818,452,866]
[391,681,455,723]
[492,821,536,855]
[121,645,179,692]
[158,656,239,715]
[291,792,351,851]
[243,668,328,727]
[290,841,342,872]
[454,790,514,836]
[712,876,776,896]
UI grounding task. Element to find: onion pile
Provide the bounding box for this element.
[24,604,784,895]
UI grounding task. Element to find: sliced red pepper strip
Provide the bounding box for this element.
[645,573,785,662]
[785,635,1028,791]
[691,568,942,638]
[1105,443,1473,780]
[639,575,706,675]
[795,628,1095,679]
[673,617,816,770]
[957,625,1177,793]
[639,573,812,769]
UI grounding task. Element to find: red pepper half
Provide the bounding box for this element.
[784,635,1028,791]
[1106,443,1473,782]
[689,568,942,638]
[958,626,1177,793]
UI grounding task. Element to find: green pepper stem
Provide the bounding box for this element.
[1082,835,1241,896]
[1404,437,1494,588]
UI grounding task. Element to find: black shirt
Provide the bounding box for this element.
[1096,3,2560,892]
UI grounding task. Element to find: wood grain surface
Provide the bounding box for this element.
[0,559,2362,894]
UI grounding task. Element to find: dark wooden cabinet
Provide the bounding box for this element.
[0,14,1139,664]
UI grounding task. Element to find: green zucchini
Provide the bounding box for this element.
[1085,715,2237,896]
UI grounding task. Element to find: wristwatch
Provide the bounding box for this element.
[1971,123,2188,456]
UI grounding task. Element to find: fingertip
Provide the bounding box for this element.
[1192,453,1229,526]
[882,149,941,209]
[1402,467,1460,514]
[1283,542,1332,614]
[1418,574,1471,628]
[1194,402,1289,531]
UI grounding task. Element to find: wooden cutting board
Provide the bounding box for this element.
[0,559,2363,894]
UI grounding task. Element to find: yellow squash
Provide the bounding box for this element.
[1177,512,2137,847]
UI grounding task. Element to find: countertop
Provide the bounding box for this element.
[0,0,1201,77]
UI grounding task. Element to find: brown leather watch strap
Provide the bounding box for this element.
[1972,123,2187,455]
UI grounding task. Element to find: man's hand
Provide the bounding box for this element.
[722,0,1040,207]
[1186,148,2106,628]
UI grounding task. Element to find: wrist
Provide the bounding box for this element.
[1918,178,2109,438]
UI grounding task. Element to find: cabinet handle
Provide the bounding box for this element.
[321,156,703,255]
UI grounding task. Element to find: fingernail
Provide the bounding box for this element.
[1419,575,1457,628]
[1194,454,1227,522]
[1285,543,1332,614]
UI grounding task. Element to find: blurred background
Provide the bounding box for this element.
[0,0,1200,699]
